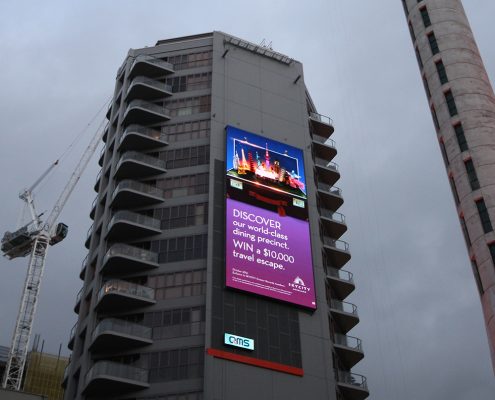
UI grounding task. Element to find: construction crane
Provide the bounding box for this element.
[0,119,105,391]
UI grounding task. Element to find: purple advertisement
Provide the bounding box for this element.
[225,126,316,309]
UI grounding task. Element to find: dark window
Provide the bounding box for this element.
[164,95,211,117]
[162,120,210,143]
[449,175,460,205]
[420,7,432,27]
[439,138,449,165]
[415,47,423,69]
[444,90,458,116]
[154,203,208,230]
[460,216,471,247]
[151,234,208,263]
[431,106,440,130]
[144,306,206,340]
[428,32,439,55]
[160,145,210,169]
[165,72,212,93]
[146,347,204,383]
[423,76,431,98]
[147,269,206,300]
[489,243,495,265]
[408,23,416,42]
[167,50,213,70]
[435,60,448,84]
[476,198,493,233]
[454,123,468,152]
[471,260,484,295]
[464,159,480,190]
[157,173,209,198]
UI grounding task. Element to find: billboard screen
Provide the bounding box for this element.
[225,126,316,309]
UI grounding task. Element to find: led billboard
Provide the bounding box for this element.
[225,126,316,309]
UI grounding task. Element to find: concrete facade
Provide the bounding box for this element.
[402,0,495,371]
[63,32,368,399]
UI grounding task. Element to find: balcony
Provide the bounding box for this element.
[122,99,171,125]
[316,182,344,211]
[334,333,364,369]
[312,134,337,160]
[329,300,359,333]
[314,158,340,186]
[319,208,347,239]
[68,322,77,350]
[129,54,174,78]
[326,268,355,299]
[83,361,149,396]
[80,254,88,280]
[94,170,102,192]
[74,287,83,314]
[114,151,166,179]
[84,223,93,249]
[106,211,161,241]
[89,197,97,220]
[118,125,168,151]
[62,363,70,388]
[335,370,369,400]
[126,76,172,101]
[96,280,155,312]
[101,244,159,275]
[89,318,152,352]
[309,112,334,138]
[111,180,164,209]
[98,146,105,167]
[322,236,351,268]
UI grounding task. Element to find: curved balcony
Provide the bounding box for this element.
[126,76,172,101]
[129,55,174,78]
[122,99,171,125]
[312,134,336,160]
[80,254,88,280]
[74,287,83,314]
[68,322,77,350]
[96,280,155,312]
[106,211,161,241]
[334,333,364,369]
[322,236,351,268]
[89,196,97,220]
[316,182,343,211]
[98,146,105,167]
[314,158,340,186]
[111,180,164,209]
[329,300,359,333]
[101,243,159,275]
[94,170,102,192]
[102,123,109,143]
[114,151,166,179]
[335,369,369,400]
[319,208,347,239]
[84,223,93,249]
[119,125,168,151]
[83,361,149,396]
[309,112,334,138]
[89,318,152,352]
[326,268,355,300]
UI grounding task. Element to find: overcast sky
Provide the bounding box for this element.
[0,1,494,399]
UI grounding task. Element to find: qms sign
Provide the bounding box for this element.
[224,333,254,351]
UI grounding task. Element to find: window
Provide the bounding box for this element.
[422,76,431,98]
[151,234,208,263]
[444,90,458,116]
[464,159,480,190]
[420,6,431,27]
[489,243,495,265]
[471,260,484,295]
[160,145,210,169]
[415,47,423,69]
[167,50,213,70]
[428,32,439,55]
[147,269,206,299]
[476,198,492,233]
[162,120,210,143]
[146,347,204,383]
[449,175,460,205]
[144,306,206,340]
[165,72,212,93]
[435,60,448,84]
[454,123,468,152]
[431,106,440,130]
[164,95,211,117]
[158,173,209,198]
[439,138,449,165]
[460,216,471,247]
[154,203,208,229]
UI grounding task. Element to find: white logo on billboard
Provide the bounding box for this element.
[288,276,310,293]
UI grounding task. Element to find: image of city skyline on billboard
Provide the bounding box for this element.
[225,125,316,309]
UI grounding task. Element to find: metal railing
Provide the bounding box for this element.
[104,243,158,265]
[316,182,342,197]
[314,158,339,171]
[109,210,161,231]
[125,99,170,117]
[322,236,350,252]
[118,150,166,171]
[86,361,149,385]
[309,112,334,127]
[335,369,368,390]
[128,76,172,94]
[327,267,353,283]
[80,254,89,275]
[334,333,362,351]
[92,318,152,342]
[330,299,358,316]
[98,279,155,302]
[121,124,167,145]
[112,180,164,200]
[312,134,336,148]
[75,287,83,307]
[319,208,346,224]
[86,223,94,241]
[131,55,174,73]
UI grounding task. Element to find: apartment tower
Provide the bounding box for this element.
[62,32,368,399]
[401,0,495,370]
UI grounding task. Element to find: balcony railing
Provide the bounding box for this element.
[104,243,159,266]
[334,333,362,352]
[327,267,353,283]
[74,287,83,313]
[93,318,152,343]
[309,112,335,139]
[335,369,368,390]
[84,361,149,394]
[310,112,333,127]
[330,299,358,316]
[80,254,88,280]
[320,208,345,224]
[123,100,171,125]
[97,279,155,303]
[130,55,174,76]
[327,267,355,300]
[109,210,161,231]
[314,158,338,171]
[68,322,77,350]
[119,124,168,150]
[127,76,172,99]
[322,236,349,252]
[112,180,164,202]
[312,134,336,148]
[317,182,342,197]
[114,150,166,179]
